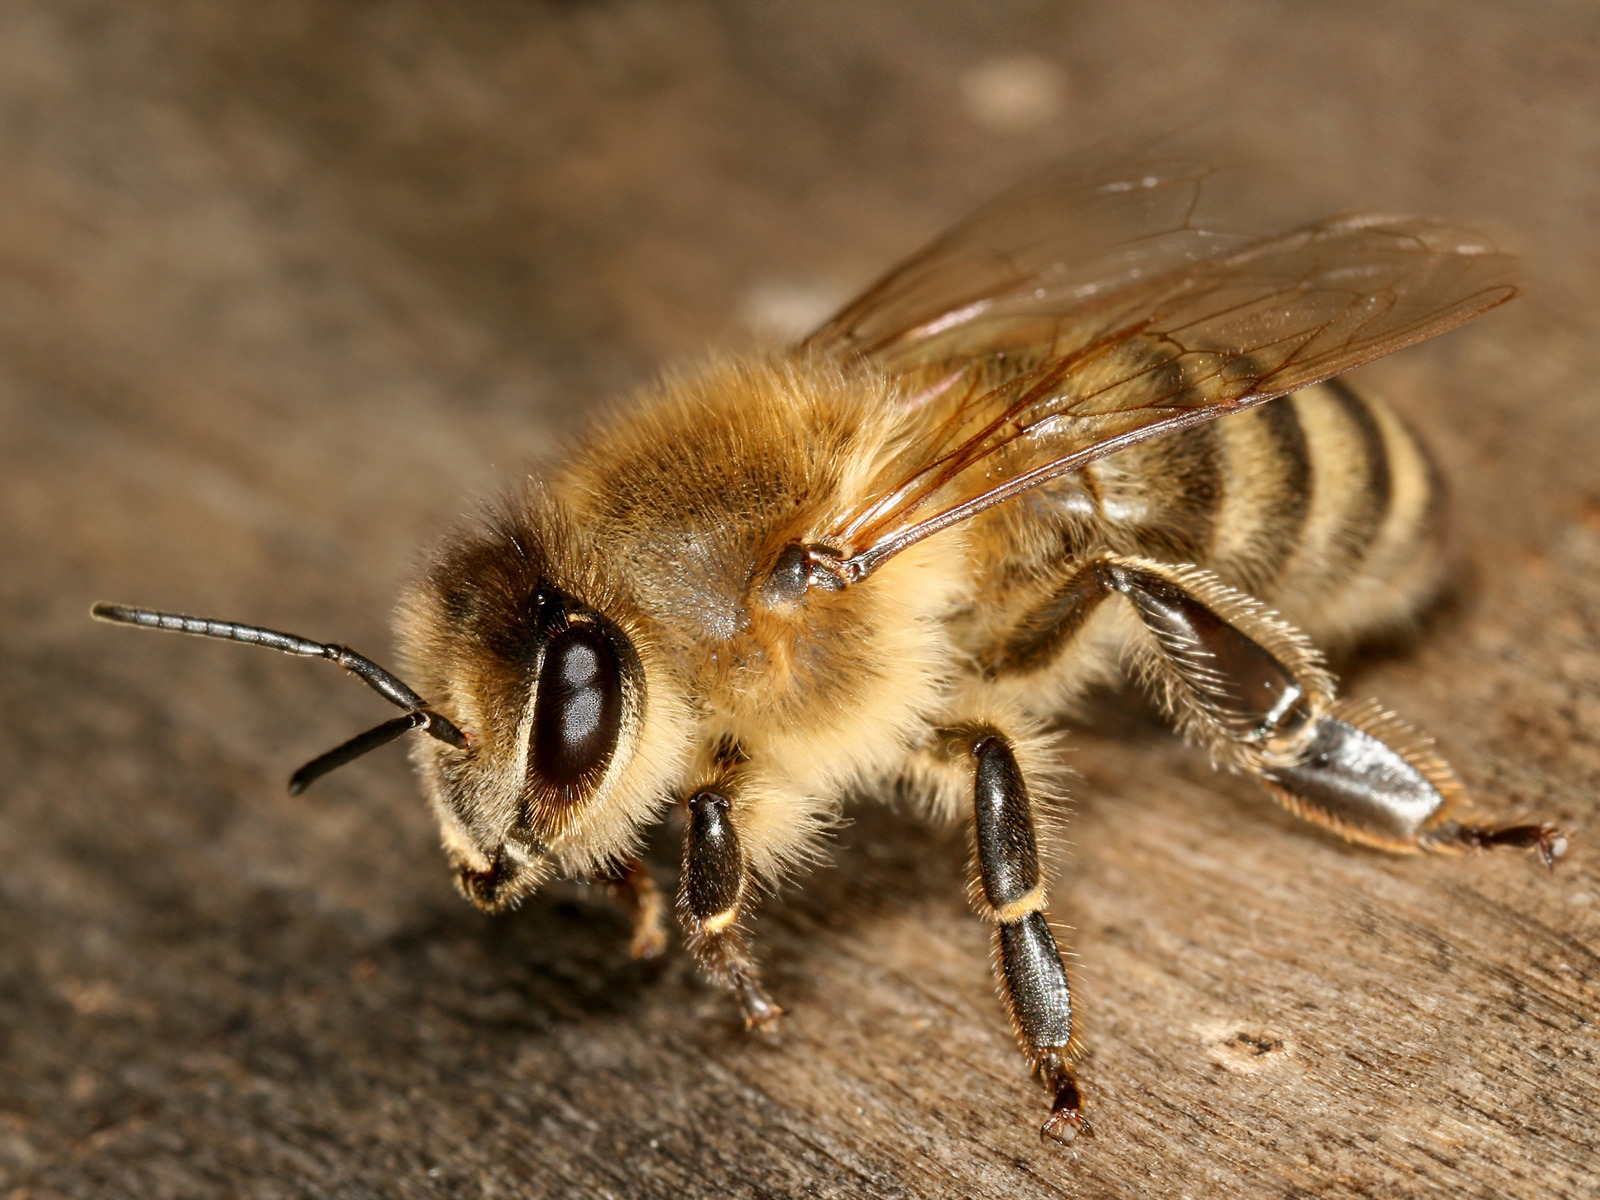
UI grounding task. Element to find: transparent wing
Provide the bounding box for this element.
[803,157,1244,365]
[801,171,1517,581]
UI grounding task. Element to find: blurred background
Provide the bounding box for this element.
[2,3,1597,1197]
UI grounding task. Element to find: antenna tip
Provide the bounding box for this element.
[91,602,126,623]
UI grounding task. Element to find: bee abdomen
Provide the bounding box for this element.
[1201,393,1314,593]
[1259,381,1448,642]
[1085,380,1445,643]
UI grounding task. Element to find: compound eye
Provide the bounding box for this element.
[531,624,622,796]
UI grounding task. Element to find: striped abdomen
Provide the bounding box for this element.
[1094,380,1447,643]
[977,379,1449,665]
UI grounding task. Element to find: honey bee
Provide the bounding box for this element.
[93,158,1567,1145]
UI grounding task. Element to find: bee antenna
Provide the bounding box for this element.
[287,712,430,795]
[90,603,470,770]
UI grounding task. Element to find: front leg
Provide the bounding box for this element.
[676,788,782,1029]
[958,726,1091,1144]
[595,856,668,960]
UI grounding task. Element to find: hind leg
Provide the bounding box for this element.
[992,553,1566,863]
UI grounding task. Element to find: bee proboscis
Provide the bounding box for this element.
[95,158,1566,1144]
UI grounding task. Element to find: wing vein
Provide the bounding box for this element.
[799,159,1517,581]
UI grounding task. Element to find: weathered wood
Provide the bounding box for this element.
[1,4,1596,1197]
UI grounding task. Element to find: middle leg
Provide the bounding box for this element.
[947,723,1091,1144]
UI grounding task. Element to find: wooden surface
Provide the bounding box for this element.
[2,3,1597,1197]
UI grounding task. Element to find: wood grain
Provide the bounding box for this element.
[1,3,1596,1197]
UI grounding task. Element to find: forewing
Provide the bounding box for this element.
[813,211,1517,579]
[803,157,1246,365]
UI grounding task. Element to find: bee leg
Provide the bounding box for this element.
[676,789,783,1030]
[1031,555,1567,865]
[1257,711,1569,866]
[598,857,668,960]
[961,728,1091,1144]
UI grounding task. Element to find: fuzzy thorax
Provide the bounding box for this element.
[556,355,975,881]
[396,354,976,899]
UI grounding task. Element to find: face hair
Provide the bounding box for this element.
[90,603,468,791]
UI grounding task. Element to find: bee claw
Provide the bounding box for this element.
[1039,1065,1092,1144]
[1538,827,1571,870]
[1040,1107,1093,1145]
[744,1006,784,1035]
[630,927,668,960]
[739,986,784,1033]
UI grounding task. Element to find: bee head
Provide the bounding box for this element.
[396,489,686,912]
